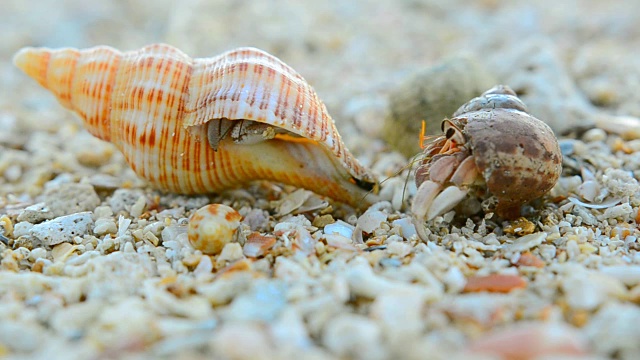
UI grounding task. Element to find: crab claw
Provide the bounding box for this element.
[411,155,479,241]
[411,181,469,241]
[411,181,469,222]
[413,155,478,220]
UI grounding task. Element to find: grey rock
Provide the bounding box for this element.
[17,202,54,223]
[383,54,497,158]
[109,189,146,213]
[30,212,94,246]
[44,183,101,216]
[16,183,100,224]
[486,39,596,135]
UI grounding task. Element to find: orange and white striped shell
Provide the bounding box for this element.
[13,44,378,207]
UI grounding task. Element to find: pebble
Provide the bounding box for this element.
[241,208,270,231]
[28,247,47,261]
[93,206,113,219]
[270,308,312,349]
[4,164,22,182]
[467,322,588,359]
[582,128,607,142]
[193,254,212,275]
[345,258,427,299]
[273,188,311,216]
[441,266,466,293]
[356,210,387,234]
[16,202,54,223]
[312,214,335,228]
[51,243,80,262]
[211,323,274,360]
[144,281,213,319]
[371,290,426,344]
[0,321,46,352]
[29,212,94,246]
[187,204,242,255]
[503,232,547,253]
[13,221,34,238]
[577,179,599,202]
[274,257,311,282]
[386,241,412,258]
[558,139,576,156]
[561,270,626,310]
[130,195,147,218]
[566,240,581,259]
[44,183,100,216]
[49,300,103,339]
[117,216,132,237]
[243,232,276,258]
[161,224,187,244]
[324,234,357,251]
[603,168,639,198]
[89,297,158,348]
[0,215,13,237]
[603,203,634,221]
[600,265,640,286]
[18,184,101,224]
[108,189,145,213]
[322,314,387,360]
[196,272,254,306]
[585,303,640,356]
[538,244,557,261]
[324,220,355,239]
[515,252,545,268]
[463,274,527,293]
[392,217,417,240]
[224,280,287,322]
[218,243,244,262]
[445,293,513,326]
[93,218,117,236]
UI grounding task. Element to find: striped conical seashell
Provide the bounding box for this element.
[13,44,378,207]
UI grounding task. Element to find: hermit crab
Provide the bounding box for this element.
[13,44,378,208]
[411,85,562,237]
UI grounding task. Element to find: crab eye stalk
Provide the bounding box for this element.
[442,120,465,145]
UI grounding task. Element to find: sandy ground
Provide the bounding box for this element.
[2,0,640,359]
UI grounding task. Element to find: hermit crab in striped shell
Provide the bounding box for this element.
[411,85,562,240]
[13,44,378,208]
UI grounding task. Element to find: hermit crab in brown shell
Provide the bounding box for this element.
[13,44,378,208]
[411,85,562,237]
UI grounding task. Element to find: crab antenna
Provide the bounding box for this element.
[419,120,427,149]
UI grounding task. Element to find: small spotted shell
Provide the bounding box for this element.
[13,44,377,207]
[188,204,242,255]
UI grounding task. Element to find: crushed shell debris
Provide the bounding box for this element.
[3,2,640,358]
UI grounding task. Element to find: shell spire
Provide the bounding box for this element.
[13,46,124,141]
[13,44,378,208]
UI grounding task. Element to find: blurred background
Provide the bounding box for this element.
[2,0,640,155]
